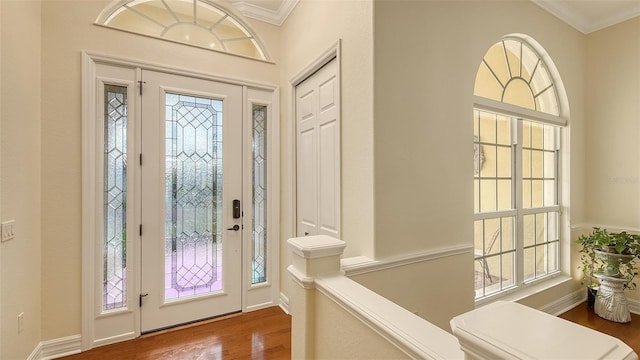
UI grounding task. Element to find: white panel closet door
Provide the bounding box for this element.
[296,59,340,238]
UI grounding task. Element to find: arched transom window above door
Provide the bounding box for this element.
[475,38,559,116]
[96,0,270,61]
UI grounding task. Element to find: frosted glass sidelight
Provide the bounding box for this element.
[252,105,267,284]
[103,85,128,311]
[165,92,223,300]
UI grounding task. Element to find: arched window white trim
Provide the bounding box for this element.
[473,34,570,301]
[96,0,271,61]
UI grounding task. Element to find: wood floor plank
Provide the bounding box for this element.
[60,307,291,360]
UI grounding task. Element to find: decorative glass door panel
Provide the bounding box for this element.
[103,85,128,311]
[165,93,224,300]
[251,105,267,284]
[141,70,242,332]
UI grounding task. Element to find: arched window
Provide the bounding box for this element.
[473,35,567,300]
[96,0,270,61]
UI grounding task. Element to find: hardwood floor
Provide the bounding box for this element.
[58,301,639,359]
[560,302,640,355]
[60,306,291,360]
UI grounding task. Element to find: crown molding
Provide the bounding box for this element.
[232,0,299,26]
[531,0,640,34]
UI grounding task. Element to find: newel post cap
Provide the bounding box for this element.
[288,235,346,259]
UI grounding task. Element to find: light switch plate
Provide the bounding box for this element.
[1,220,16,242]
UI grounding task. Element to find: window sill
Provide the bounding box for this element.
[474,274,573,308]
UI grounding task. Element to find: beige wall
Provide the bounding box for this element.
[352,253,474,331]
[372,0,586,315]
[1,1,43,358]
[584,17,640,301]
[585,17,640,227]
[278,0,374,298]
[40,0,280,341]
[314,292,410,359]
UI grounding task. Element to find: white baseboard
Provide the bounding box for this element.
[27,334,82,360]
[628,297,640,315]
[536,287,640,316]
[27,344,42,360]
[93,331,135,348]
[279,292,290,314]
[245,301,275,312]
[538,288,585,316]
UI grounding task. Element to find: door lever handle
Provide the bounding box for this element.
[227,224,240,231]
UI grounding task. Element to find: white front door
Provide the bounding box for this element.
[140,70,243,332]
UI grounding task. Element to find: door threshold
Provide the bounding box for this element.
[141,310,243,337]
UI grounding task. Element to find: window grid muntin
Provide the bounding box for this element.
[523,209,560,282]
[474,216,517,298]
[474,112,561,300]
[474,110,514,214]
[476,38,559,116]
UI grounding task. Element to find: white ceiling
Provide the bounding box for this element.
[232,0,640,34]
[531,0,640,34]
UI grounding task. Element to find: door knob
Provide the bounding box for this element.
[227,224,240,231]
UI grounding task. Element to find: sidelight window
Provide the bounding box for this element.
[103,85,128,311]
[252,105,267,284]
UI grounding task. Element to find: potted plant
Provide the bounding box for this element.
[577,228,604,307]
[577,227,640,307]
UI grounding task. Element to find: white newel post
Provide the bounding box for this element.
[287,235,346,360]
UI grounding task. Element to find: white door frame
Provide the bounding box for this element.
[287,40,342,240]
[81,51,280,350]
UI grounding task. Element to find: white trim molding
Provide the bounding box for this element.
[287,265,317,290]
[628,297,640,315]
[232,0,299,26]
[81,51,98,351]
[27,335,82,360]
[315,275,464,359]
[531,0,640,34]
[538,288,585,316]
[571,223,640,234]
[475,275,573,308]
[342,244,473,277]
[279,292,290,314]
[288,235,346,259]
[474,96,566,126]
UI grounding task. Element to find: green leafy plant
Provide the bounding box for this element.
[577,227,640,290]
